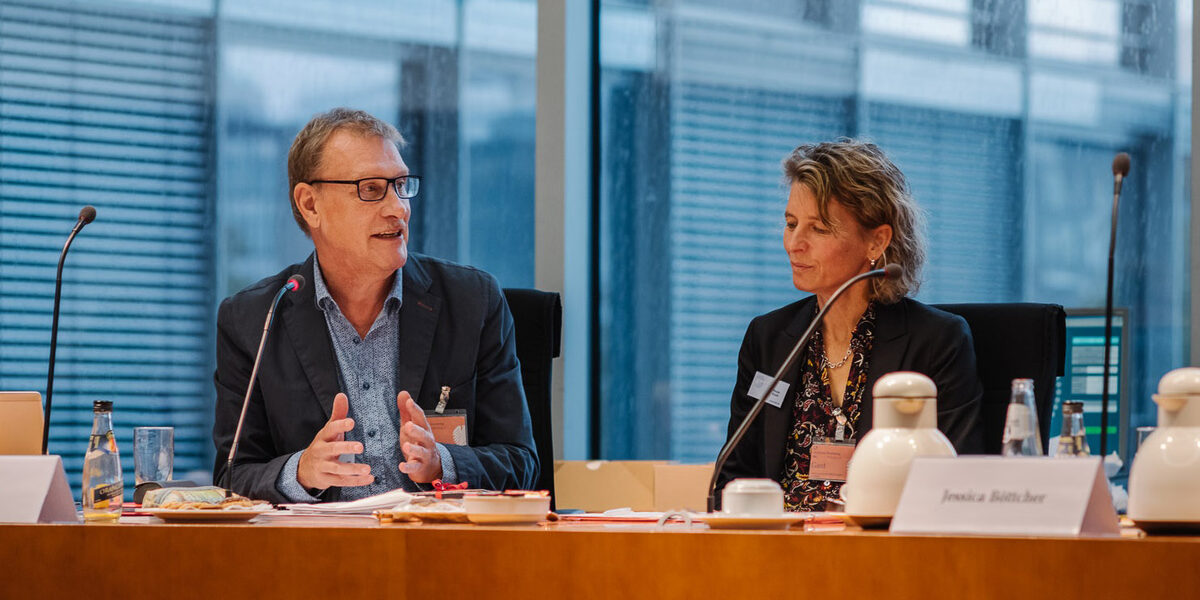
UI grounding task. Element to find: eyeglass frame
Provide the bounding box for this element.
[305,175,421,201]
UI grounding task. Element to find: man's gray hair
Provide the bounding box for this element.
[287,107,405,235]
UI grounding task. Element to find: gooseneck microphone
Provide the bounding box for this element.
[706,264,903,512]
[1100,153,1131,457]
[42,206,97,454]
[223,273,305,495]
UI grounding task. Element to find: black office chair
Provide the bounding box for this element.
[502,288,562,501]
[933,303,1066,454]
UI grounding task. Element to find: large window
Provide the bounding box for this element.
[0,0,216,491]
[217,0,538,297]
[0,0,537,495]
[598,0,1192,463]
[0,0,1192,494]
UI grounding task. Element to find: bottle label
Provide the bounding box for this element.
[90,481,124,508]
[1002,404,1031,442]
[89,430,118,453]
[1056,435,1089,457]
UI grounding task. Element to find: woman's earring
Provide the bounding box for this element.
[870,257,878,269]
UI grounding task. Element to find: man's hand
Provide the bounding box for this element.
[397,391,442,483]
[297,393,373,490]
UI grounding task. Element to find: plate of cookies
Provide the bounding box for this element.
[141,486,272,523]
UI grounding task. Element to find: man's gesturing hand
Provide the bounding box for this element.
[297,392,372,491]
[398,391,442,483]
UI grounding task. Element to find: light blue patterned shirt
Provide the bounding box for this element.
[276,255,457,502]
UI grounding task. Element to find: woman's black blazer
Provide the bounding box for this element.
[715,296,985,493]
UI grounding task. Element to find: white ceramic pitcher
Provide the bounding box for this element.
[843,371,956,518]
[1128,367,1200,525]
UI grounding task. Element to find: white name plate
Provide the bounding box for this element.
[0,455,80,523]
[890,456,1119,537]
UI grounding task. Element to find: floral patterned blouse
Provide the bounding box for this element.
[779,303,876,512]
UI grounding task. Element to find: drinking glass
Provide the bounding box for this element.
[133,426,174,485]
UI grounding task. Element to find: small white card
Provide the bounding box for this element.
[890,456,1119,537]
[748,372,790,408]
[0,455,80,523]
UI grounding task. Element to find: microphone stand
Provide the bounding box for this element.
[1100,153,1130,458]
[706,265,897,512]
[43,206,97,454]
[223,275,305,496]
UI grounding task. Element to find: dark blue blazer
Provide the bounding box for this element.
[212,253,538,503]
[716,296,984,493]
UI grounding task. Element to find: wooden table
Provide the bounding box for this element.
[2,518,1198,599]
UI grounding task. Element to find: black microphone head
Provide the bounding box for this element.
[286,274,306,292]
[883,263,903,280]
[1112,153,1131,177]
[78,205,97,225]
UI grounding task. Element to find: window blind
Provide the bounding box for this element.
[0,0,215,494]
[669,82,849,462]
[865,102,1022,303]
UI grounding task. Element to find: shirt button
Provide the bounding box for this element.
[362,382,371,390]
[353,338,361,345]
[368,430,377,438]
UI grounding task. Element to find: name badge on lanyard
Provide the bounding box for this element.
[425,385,468,445]
[808,408,855,482]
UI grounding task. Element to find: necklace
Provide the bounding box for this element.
[822,342,853,370]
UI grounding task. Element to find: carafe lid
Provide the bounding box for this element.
[1157,367,1200,396]
[872,371,936,399]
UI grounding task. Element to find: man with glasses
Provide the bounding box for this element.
[212,107,538,502]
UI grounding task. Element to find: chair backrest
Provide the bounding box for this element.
[502,288,562,499]
[933,303,1066,454]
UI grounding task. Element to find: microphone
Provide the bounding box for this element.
[222,273,305,495]
[706,264,902,512]
[1100,153,1131,457]
[42,206,98,454]
[1112,153,1131,192]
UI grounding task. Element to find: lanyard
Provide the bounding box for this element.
[435,386,450,414]
[832,407,851,442]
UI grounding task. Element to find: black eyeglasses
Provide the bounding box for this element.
[307,175,420,201]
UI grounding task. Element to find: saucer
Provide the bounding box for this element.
[700,513,808,530]
[144,506,271,523]
[462,494,550,525]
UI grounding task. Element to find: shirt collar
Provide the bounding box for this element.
[312,253,403,313]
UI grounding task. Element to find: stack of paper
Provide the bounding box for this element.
[281,488,414,515]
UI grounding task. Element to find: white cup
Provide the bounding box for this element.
[721,478,784,515]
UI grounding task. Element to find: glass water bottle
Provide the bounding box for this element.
[82,400,124,521]
[1055,400,1091,457]
[1002,379,1043,456]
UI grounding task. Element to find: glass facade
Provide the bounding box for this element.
[0,0,536,494]
[0,0,217,493]
[598,0,1192,463]
[0,0,1193,495]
